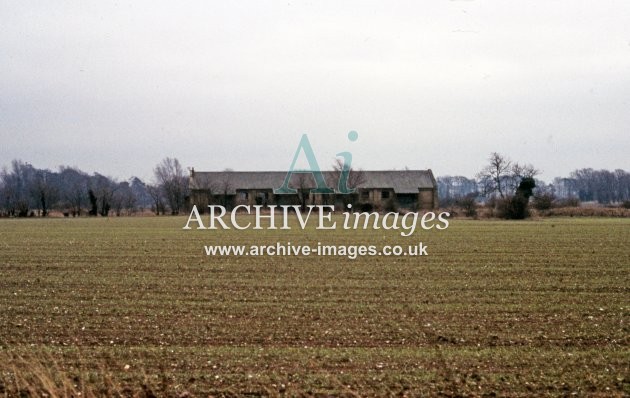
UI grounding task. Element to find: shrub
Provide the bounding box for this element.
[532,192,555,211]
[496,195,530,219]
[384,198,398,212]
[622,200,630,209]
[494,177,535,220]
[546,206,630,217]
[456,194,477,217]
[485,196,497,218]
[555,197,581,207]
[358,202,373,212]
[438,197,458,208]
[517,177,536,198]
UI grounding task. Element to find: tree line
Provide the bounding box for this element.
[0,158,187,217]
[2,154,628,218]
[438,154,630,206]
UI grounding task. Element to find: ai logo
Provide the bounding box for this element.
[274,131,359,195]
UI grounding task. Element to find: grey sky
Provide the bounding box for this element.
[1,1,629,182]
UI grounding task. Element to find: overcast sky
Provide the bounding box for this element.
[1,1,629,182]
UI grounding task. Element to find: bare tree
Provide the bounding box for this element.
[477,152,512,198]
[1,160,36,216]
[0,160,163,217]
[194,173,218,207]
[89,173,118,217]
[331,158,366,191]
[331,158,366,206]
[438,175,479,206]
[569,168,630,203]
[477,153,540,199]
[154,157,188,215]
[30,169,58,216]
[509,163,539,193]
[59,166,89,216]
[124,187,137,214]
[130,177,152,212]
[111,181,136,216]
[295,173,311,210]
[147,184,166,215]
[218,174,233,208]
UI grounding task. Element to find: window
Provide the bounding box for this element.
[256,191,268,205]
[381,190,390,199]
[257,192,269,200]
[361,190,369,200]
[239,191,248,200]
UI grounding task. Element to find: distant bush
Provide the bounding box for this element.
[532,192,555,211]
[485,196,497,218]
[383,198,398,213]
[496,195,529,219]
[622,200,630,209]
[555,197,581,208]
[438,197,458,208]
[456,194,477,217]
[546,206,630,217]
[518,177,536,198]
[495,177,535,220]
[358,202,374,212]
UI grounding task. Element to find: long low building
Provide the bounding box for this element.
[188,169,438,210]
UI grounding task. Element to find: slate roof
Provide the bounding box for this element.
[190,170,436,195]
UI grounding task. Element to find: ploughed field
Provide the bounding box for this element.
[0,216,628,396]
